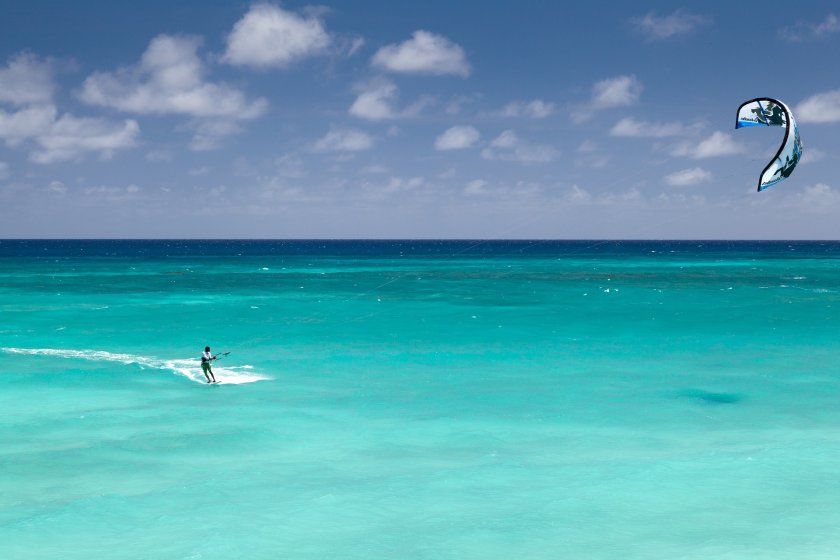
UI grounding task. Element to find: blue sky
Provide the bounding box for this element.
[0,0,838,238]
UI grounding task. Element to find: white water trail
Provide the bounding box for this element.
[1,347,268,385]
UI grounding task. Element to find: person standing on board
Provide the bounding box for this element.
[201,346,217,383]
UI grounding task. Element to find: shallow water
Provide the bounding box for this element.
[2,240,840,559]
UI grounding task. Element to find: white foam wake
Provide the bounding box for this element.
[1,347,268,385]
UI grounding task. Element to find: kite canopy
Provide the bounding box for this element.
[736,98,802,191]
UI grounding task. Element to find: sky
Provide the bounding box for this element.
[0,0,839,239]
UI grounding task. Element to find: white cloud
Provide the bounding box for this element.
[665,167,712,186]
[434,125,480,150]
[497,100,555,119]
[672,131,744,159]
[0,104,139,163]
[481,130,558,163]
[349,79,398,120]
[371,30,470,76]
[313,128,373,152]
[145,149,173,162]
[0,105,57,146]
[362,175,426,199]
[802,148,825,164]
[80,35,267,119]
[631,10,711,40]
[564,185,592,204]
[349,79,432,120]
[222,3,331,68]
[610,117,686,137]
[795,183,840,212]
[779,14,839,42]
[187,120,243,151]
[0,161,8,180]
[464,179,488,195]
[591,75,642,109]
[573,75,642,123]
[30,114,140,164]
[796,89,840,123]
[0,53,54,106]
[47,180,66,193]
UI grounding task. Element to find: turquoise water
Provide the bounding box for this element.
[2,240,840,559]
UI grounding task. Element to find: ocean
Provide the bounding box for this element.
[2,240,840,559]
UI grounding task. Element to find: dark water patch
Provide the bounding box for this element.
[678,388,745,405]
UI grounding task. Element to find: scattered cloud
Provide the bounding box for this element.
[47,180,66,193]
[610,117,688,137]
[794,183,840,212]
[32,114,139,164]
[497,100,555,119]
[802,148,825,164]
[574,141,609,168]
[371,30,470,76]
[434,125,480,150]
[0,53,54,106]
[445,94,479,115]
[187,120,243,151]
[665,167,712,186]
[591,75,642,109]
[796,89,840,123]
[779,14,839,42]
[313,128,373,152]
[348,78,432,120]
[362,175,426,199]
[573,75,642,122]
[0,161,8,180]
[145,149,172,162]
[464,179,489,195]
[672,131,744,159]
[631,10,711,41]
[0,104,139,163]
[360,164,388,174]
[222,3,331,68]
[80,35,267,120]
[481,130,558,163]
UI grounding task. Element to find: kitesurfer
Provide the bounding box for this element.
[201,346,217,383]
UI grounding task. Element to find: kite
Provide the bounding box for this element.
[735,98,802,191]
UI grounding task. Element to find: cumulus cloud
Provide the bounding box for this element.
[222,3,331,68]
[31,114,140,164]
[779,14,839,42]
[0,53,55,106]
[610,117,686,137]
[796,89,840,123]
[665,167,712,186]
[497,100,555,119]
[481,130,558,163]
[348,79,431,120]
[434,125,480,150]
[631,10,711,40]
[591,75,642,109]
[464,179,489,195]
[371,30,470,76]
[80,35,267,119]
[672,131,744,159]
[0,105,139,163]
[313,128,373,152]
[573,75,642,123]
